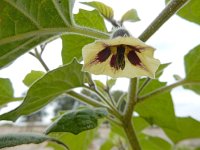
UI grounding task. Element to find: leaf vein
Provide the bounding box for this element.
[3,0,42,29]
[51,0,70,27]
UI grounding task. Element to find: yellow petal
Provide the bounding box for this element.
[82,37,160,78]
[136,51,160,78]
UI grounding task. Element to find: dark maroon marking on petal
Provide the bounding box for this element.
[93,47,111,63]
[110,55,117,69]
[127,50,141,66]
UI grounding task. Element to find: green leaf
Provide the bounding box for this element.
[106,78,116,90]
[61,35,93,64]
[94,80,110,100]
[100,140,114,150]
[75,9,107,32]
[164,117,200,144]
[136,79,177,130]
[48,129,97,150]
[0,59,84,121]
[23,70,45,87]
[110,121,126,139]
[120,9,140,23]
[81,1,114,20]
[184,44,200,94]
[139,134,172,150]
[0,78,15,106]
[132,117,150,133]
[0,0,75,68]
[173,74,183,81]
[166,0,200,25]
[155,63,171,78]
[0,133,68,149]
[45,107,108,135]
[62,9,107,64]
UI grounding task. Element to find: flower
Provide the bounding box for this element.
[82,36,160,78]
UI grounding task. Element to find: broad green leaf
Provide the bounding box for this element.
[23,70,45,87]
[110,121,126,139]
[94,80,110,100]
[0,59,84,121]
[136,79,177,130]
[81,1,114,20]
[0,133,68,149]
[184,44,200,94]
[106,78,116,90]
[0,78,15,106]
[100,140,114,150]
[120,9,140,23]
[45,108,108,135]
[106,122,127,149]
[164,117,200,144]
[133,117,150,133]
[139,134,172,150]
[155,63,171,78]
[166,0,200,25]
[0,0,75,68]
[62,9,106,64]
[75,9,107,32]
[48,129,97,150]
[62,35,93,64]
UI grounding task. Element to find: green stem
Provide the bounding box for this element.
[0,26,109,46]
[125,0,190,149]
[124,78,138,120]
[122,78,141,150]
[66,91,106,108]
[84,86,122,120]
[137,77,151,95]
[34,48,50,72]
[123,121,141,150]
[138,0,189,42]
[138,79,187,102]
[66,90,122,120]
[12,97,24,101]
[106,89,116,107]
[70,25,110,39]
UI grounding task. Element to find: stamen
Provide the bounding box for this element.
[109,45,125,70]
[116,45,125,70]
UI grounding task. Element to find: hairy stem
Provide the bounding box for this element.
[123,78,140,150]
[66,90,122,120]
[34,48,50,72]
[84,85,122,120]
[123,121,141,150]
[124,78,138,120]
[125,0,190,149]
[0,26,109,46]
[69,25,110,39]
[137,79,199,102]
[138,0,190,42]
[137,77,151,95]
[66,91,106,108]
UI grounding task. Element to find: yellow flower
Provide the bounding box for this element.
[82,36,160,78]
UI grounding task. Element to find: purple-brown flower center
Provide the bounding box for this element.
[93,45,143,70]
[110,45,125,70]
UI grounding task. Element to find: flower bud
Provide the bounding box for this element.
[111,28,131,38]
